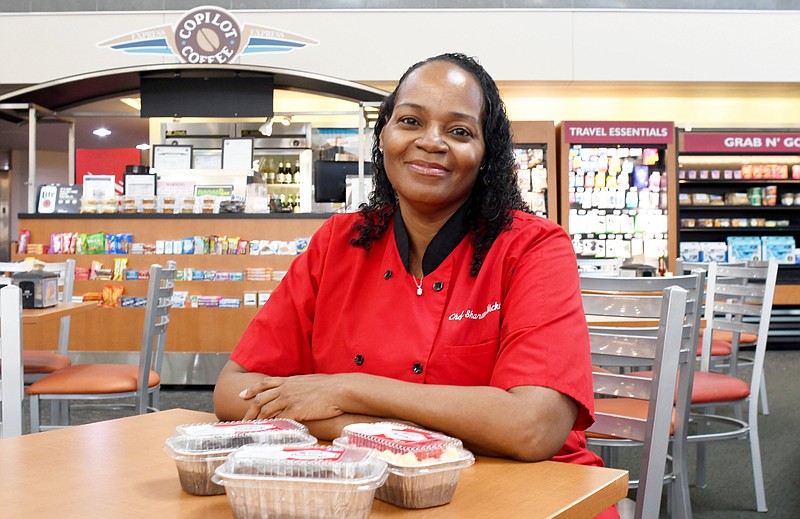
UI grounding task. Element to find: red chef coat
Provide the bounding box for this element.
[232,207,602,468]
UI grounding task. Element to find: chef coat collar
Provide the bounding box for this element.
[394,203,470,276]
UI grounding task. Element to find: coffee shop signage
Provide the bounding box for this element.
[98,5,317,64]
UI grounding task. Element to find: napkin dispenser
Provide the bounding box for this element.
[12,268,59,308]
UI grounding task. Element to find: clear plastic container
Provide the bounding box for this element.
[334,422,475,509]
[212,444,388,519]
[163,419,317,496]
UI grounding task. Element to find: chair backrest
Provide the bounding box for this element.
[135,261,177,414]
[0,284,24,437]
[0,259,75,355]
[674,259,746,276]
[699,261,778,382]
[582,284,690,519]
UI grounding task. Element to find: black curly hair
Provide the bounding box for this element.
[350,52,528,276]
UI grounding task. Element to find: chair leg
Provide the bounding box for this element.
[30,395,41,433]
[693,411,710,489]
[671,441,693,519]
[749,407,768,512]
[61,401,70,425]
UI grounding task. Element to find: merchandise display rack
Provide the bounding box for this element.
[13,213,328,383]
[510,121,558,222]
[676,128,800,344]
[558,121,678,265]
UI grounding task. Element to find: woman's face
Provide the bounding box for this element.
[380,60,485,218]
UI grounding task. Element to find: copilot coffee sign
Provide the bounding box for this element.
[98,6,317,63]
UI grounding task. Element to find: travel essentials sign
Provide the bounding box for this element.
[563,121,674,145]
[682,131,800,153]
[98,6,317,63]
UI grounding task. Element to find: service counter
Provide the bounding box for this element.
[14,213,330,385]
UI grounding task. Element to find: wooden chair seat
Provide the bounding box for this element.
[21,351,71,374]
[26,364,160,395]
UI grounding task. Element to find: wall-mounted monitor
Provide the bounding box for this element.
[313,160,371,203]
[140,76,274,118]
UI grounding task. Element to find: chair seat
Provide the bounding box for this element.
[26,364,160,395]
[587,398,676,439]
[630,369,751,405]
[22,351,72,374]
[696,337,733,357]
[690,371,751,404]
[699,328,757,345]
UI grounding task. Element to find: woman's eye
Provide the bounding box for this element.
[398,116,419,126]
[451,127,473,138]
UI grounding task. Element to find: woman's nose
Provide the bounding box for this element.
[416,128,447,151]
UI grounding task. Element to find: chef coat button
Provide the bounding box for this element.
[383,270,392,279]
[354,354,364,366]
[433,281,444,291]
[412,362,423,374]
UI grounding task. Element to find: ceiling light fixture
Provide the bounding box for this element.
[259,117,274,136]
[120,97,142,111]
[93,128,111,137]
[136,143,151,150]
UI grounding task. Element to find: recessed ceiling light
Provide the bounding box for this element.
[93,128,111,137]
[120,97,141,111]
[136,143,151,150]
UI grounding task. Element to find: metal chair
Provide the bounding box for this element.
[673,259,765,413]
[0,259,76,383]
[581,272,705,519]
[26,261,176,432]
[0,284,24,438]
[687,260,778,513]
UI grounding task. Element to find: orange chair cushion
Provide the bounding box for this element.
[21,351,71,374]
[696,337,733,357]
[690,371,750,404]
[26,364,160,395]
[628,369,751,405]
[587,398,676,438]
[699,328,757,345]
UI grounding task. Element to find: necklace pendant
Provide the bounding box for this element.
[416,287,423,296]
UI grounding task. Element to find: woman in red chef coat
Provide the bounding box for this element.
[214,53,605,474]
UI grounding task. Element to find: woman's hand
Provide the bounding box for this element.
[239,374,347,421]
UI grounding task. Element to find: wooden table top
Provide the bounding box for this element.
[22,300,97,324]
[0,409,628,519]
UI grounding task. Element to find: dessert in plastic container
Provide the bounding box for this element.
[163,419,317,496]
[334,422,475,509]
[212,444,388,519]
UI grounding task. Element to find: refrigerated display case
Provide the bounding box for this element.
[511,121,557,221]
[559,121,677,265]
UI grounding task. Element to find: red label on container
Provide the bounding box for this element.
[682,132,800,153]
[279,447,346,461]
[563,121,674,144]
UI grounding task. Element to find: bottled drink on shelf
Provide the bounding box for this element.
[277,162,285,184]
[266,159,276,184]
[293,160,301,184]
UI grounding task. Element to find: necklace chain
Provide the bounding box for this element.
[413,274,423,296]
